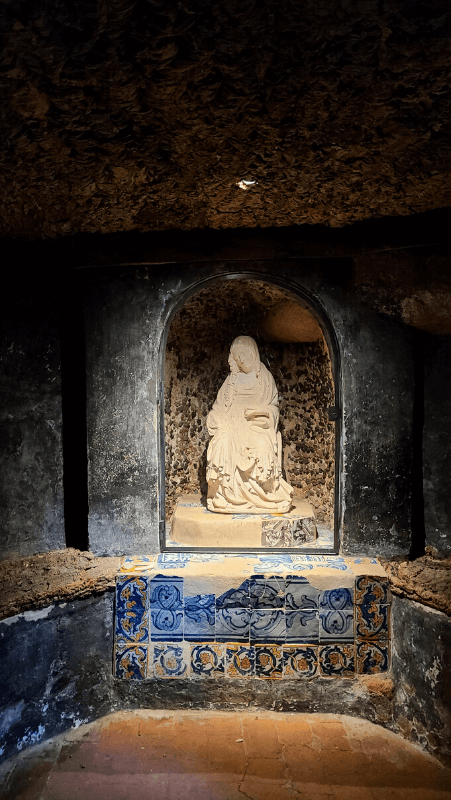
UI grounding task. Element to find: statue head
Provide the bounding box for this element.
[229,336,260,375]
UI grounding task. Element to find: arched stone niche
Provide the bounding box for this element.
[161,275,340,551]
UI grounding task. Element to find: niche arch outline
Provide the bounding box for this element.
[157,270,342,554]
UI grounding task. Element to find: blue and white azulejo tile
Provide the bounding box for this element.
[250,609,285,643]
[216,580,250,609]
[215,608,251,641]
[249,576,285,608]
[286,608,318,644]
[184,594,216,641]
[150,574,183,642]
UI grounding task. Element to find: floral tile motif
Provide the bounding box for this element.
[286,609,318,644]
[216,580,250,609]
[320,587,354,610]
[250,609,285,643]
[226,644,255,677]
[355,575,391,605]
[153,643,188,678]
[319,609,354,641]
[283,645,318,679]
[184,594,216,641]
[285,576,319,610]
[319,644,355,677]
[114,644,148,680]
[255,644,283,679]
[150,575,183,642]
[356,638,389,674]
[115,576,149,645]
[355,603,389,639]
[319,588,354,642]
[190,643,225,677]
[215,608,251,641]
[249,576,285,608]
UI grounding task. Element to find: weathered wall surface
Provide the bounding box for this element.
[165,279,335,523]
[0,594,115,765]
[84,270,162,556]
[85,260,414,556]
[423,336,451,557]
[391,596,451,767]
[1,2,451,237]
[0,270,65,560]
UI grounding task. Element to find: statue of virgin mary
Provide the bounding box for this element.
[206,336,293,513]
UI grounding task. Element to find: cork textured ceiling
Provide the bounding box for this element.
[1,0,451,237]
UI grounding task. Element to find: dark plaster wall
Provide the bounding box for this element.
[85,260,414,557]
[391,595,451,766]
[0,593,115,764]
[1,592,450,767]
[423,336,451,557]
[0,270,65,560]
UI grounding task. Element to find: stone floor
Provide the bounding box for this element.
[1,711,451,800]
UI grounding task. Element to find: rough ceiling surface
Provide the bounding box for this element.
[1,0,451,237]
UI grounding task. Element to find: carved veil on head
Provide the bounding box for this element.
[230,335,261,378]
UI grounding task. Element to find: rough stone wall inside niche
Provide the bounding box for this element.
[273,339,335,524]
[164,281,335,526]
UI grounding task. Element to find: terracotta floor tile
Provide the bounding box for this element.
[3,711,451,800]
[241,717,283,759]
[239,776,297,800]
[311,720,352,751]
[275,718,313,747]
[246,757,287,780]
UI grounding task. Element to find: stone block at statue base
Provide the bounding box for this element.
[169,494,318,548]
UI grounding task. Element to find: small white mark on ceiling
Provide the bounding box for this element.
[237,179,258,189]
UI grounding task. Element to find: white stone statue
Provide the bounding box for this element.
[206,336,294,513]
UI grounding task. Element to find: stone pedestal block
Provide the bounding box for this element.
[169,494,317,548]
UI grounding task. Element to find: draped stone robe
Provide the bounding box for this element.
[206,361,293,513]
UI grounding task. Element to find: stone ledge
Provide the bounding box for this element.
[0,548,121,621]
[381,550,451,618]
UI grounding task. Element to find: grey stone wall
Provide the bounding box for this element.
[0,270,65,560]
[85,261,414,557]
[0,594,115,764]
[391,595,451,766]
[423,336,451,557]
